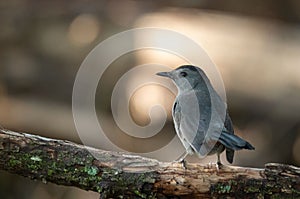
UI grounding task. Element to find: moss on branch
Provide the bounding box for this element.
[1,129,300,199]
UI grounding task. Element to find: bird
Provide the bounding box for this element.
[156,65,254,165]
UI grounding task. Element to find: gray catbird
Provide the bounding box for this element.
[157,65,254,165]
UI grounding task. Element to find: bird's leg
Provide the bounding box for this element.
[176,152,188,169]
[179,159,187,170]
[217,152,222,166]
[216,152,223,171]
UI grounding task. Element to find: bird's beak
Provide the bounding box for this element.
[156,71,171,78]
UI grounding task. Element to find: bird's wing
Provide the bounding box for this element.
[224,111,234,134]
[172,100,181,138]
[173,92,206,154]
[175,89,234,157]
[205,89,236,162]
[172,99,193,153]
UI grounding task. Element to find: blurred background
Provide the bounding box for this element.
[1,0,300,198]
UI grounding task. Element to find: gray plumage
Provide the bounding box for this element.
[157,65,254,164]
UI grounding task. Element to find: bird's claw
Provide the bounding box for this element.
[180,159,187,170]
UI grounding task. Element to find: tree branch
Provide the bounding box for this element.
[0,129,299,198]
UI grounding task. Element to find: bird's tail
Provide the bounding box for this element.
[219,132,255,151]
[226,148,234,163]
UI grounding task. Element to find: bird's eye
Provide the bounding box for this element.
[180,71,187,77]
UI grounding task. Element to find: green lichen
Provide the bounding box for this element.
[292,187,300,195]
[210,177,300,199]
[245,185,260,193]
[30,156,42,162]
[85,165,99,176]
[228,179,238,186]
[257,193,264,199]
[214,184,231,194]
[134,190,147,198]
[98,168,157,197]
[8,159,22,167]
[1,137,158,197]
[243,180,262,193]
[27,162,41,171]
[7,152,44,172]
[47,169,53,176]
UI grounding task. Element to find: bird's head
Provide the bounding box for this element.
[156,65,208,92]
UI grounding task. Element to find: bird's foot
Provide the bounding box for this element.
[179,159,187,170]
[205,162,216,169]
[216,161,224,171]
[171,158,188,170]
[207,162,213,169]
[204,162,222,171]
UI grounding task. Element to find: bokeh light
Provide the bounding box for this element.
[106,0,139,26]
[130,84,174,126]
[68,14,101,46]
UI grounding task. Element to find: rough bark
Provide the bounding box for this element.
[0,129,299,199]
